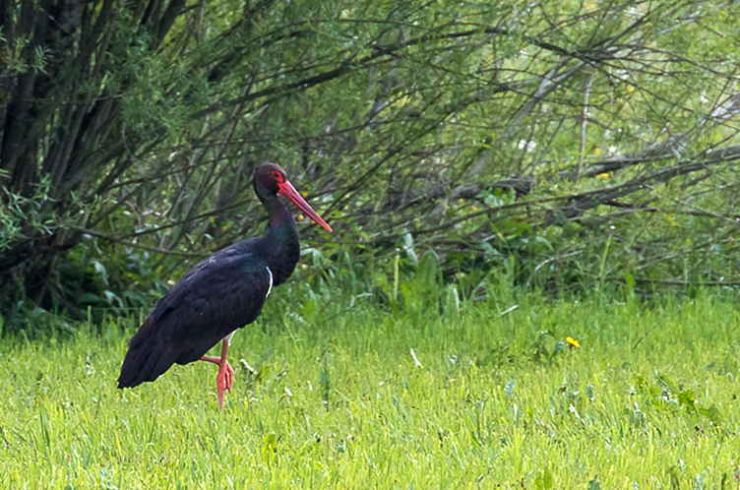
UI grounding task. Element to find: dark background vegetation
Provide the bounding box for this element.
[1,0,737,331]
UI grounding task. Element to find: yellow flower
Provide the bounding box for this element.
[595,172,611,180]
[565,336,581,349]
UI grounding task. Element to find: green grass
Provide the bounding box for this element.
[0,292,737,488]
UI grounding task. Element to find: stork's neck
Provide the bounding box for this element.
[260,196,300,285]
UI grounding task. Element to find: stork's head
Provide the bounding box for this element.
[253,162,332,232]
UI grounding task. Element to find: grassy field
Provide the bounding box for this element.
[0,291,737,488]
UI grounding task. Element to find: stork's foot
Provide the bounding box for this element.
[216,360,235,409]
[200,355,235,409]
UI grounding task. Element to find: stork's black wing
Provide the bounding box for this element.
[117,240,272,388]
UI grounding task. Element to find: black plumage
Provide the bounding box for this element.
[117,163,331,398]
[117,241,272,388]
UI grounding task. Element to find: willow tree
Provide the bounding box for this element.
[1,1,737,322]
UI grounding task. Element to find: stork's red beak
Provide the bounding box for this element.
[277,180,333,232]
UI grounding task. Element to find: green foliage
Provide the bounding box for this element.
[0,175,55,251]
[1,0,738,323]
[0,292,736,487]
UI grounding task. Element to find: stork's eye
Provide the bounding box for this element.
[271,170,284,183]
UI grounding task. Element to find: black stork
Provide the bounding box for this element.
[117,162,332,408]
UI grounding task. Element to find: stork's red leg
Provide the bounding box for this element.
[200,338,234,408]
[215,339,234,408]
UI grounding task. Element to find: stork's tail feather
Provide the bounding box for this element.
[117,319,175,389]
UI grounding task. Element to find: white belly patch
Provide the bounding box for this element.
[265,266,273,298]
